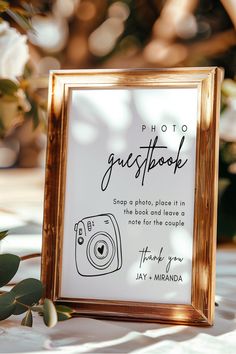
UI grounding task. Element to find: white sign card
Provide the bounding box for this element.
[62,88,197,304]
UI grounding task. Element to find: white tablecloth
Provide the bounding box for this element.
[0,170,235,353]
[0,249,236,354]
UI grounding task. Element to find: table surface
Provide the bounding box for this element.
[0,169,236,354]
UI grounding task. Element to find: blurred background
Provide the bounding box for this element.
[1,0,236,274]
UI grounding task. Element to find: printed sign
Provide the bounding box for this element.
[42,68,221,325]
[62,87,197,304]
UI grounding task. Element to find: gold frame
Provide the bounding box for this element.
[42,68,222,326]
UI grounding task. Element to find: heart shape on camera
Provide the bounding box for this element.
[98,245,104,255]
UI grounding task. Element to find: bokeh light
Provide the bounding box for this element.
[108,1,130,21]
[28,15,68,53]
[76,1,97,21]
[53,0,80,18]
[89,18,124,57]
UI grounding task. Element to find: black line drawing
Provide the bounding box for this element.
[74,213,122,277]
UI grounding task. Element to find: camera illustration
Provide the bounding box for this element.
[74,213,122,277]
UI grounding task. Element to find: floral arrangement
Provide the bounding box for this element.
[0,3,72,327]
[0,21,29,138]
[0,1,46,140]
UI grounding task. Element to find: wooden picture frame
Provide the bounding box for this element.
[42,68,221,326]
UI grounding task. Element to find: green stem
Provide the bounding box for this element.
[31,305,43,313]
[14,300,31,310]
[20,253,41,261]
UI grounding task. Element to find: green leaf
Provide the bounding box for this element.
[26,98,40,129]
[0,79,19,96]
[57,312,72,321]
[11,278,43,315]
[0,1,9,12]
[32,304,72,322]
[21,309,33,327]
[6,9,34,32]
[0,117,5,138]
[0,254,20,288]
[55,305,73,313]
[56,305,73,321]
[0,292,16,320]
[43,299,57,328]
[0,230,8,241]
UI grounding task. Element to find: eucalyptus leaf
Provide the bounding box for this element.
[11,278,43,315]
[0,292,16,320]
[0,230,8,241]
[27,98,40,129]
[57,312,72,322]
[0,118,4,138]
[56,305,73,322]
[55,305,73,314]
[0,79,19,96]
[0,254,20,288]
[43,299,57,328]
[21,309,33,327]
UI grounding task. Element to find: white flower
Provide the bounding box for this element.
[0,21,29,80]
